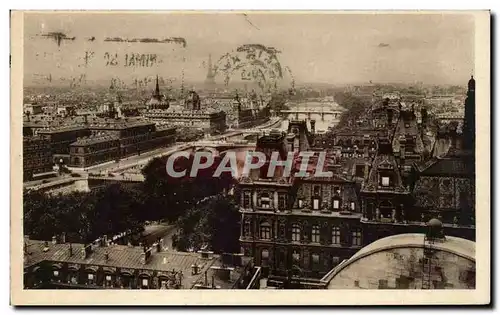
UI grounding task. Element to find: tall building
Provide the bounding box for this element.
[204,54,216,92]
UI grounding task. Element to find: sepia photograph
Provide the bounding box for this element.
[10,10,490,305]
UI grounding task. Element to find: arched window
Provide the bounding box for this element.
[291,224,301,242]
[260,221,271,240]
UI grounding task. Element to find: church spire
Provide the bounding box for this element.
[154,75,160,98]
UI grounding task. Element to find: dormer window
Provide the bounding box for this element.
[298,199,304,209]
[381,176,390,187]
[350,202,356,211]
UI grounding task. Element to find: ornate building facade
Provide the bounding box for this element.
[239,123,363,286]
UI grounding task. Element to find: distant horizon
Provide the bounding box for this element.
[24,12,475,88]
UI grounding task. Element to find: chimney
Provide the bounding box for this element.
[52,236,57,245]
[105,251,109,261]
[43,241,49,252]
[191,263,200,275]
[102,235,108,247]
[141,246,152,265]
[68,243,73,257]
[82,244,92,259]
[60,233,66,244]
[310,120,316,134]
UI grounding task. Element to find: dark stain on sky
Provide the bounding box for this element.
[40,32,76,47]
[378,43,390,48]
[104,37,187,47]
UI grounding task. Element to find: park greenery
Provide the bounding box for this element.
[23,152,240,254]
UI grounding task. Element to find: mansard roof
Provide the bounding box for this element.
[361,137,409,194]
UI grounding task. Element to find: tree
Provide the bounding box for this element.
[23,183,147,243]
[334,92,371,129]
[268,92,289,116]
[174,195,240,254]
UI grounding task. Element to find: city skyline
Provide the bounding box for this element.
[24,12,474,87]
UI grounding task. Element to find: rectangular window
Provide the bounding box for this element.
[352,228,362,246]
[332,256,340,266]
[381,176,390,187]
[298,199,304,209]
[333,200,340,210]
[332,227,341,244]
[350,202,356,211]
[260,198,270,209]
[292,225,301,242]
[106,275,112,281]
[53,270,59,277]
[260,226,271,240]
[142,279,148,286]
[88,274,94,280]
[313,185,321,196]
[243,192,251,208]
[278,194,286,210]
[311,226,321,243]
[311,253,320,271]
[312,198,320,210]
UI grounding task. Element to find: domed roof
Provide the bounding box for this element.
[327,234,475,281]
[427,218,443,228]
[325,233,476,290]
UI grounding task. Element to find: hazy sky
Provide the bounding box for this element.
[23,12,475,87]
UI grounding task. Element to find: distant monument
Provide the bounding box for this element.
[204,54,216,92]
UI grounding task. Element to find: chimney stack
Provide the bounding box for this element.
[102,235,108,247]
[141,246,152,265]
[82,244,92,259]
[192,263,200,275]
[61,233,66,244]
[52,236,57,245]
[68,243,73,256]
